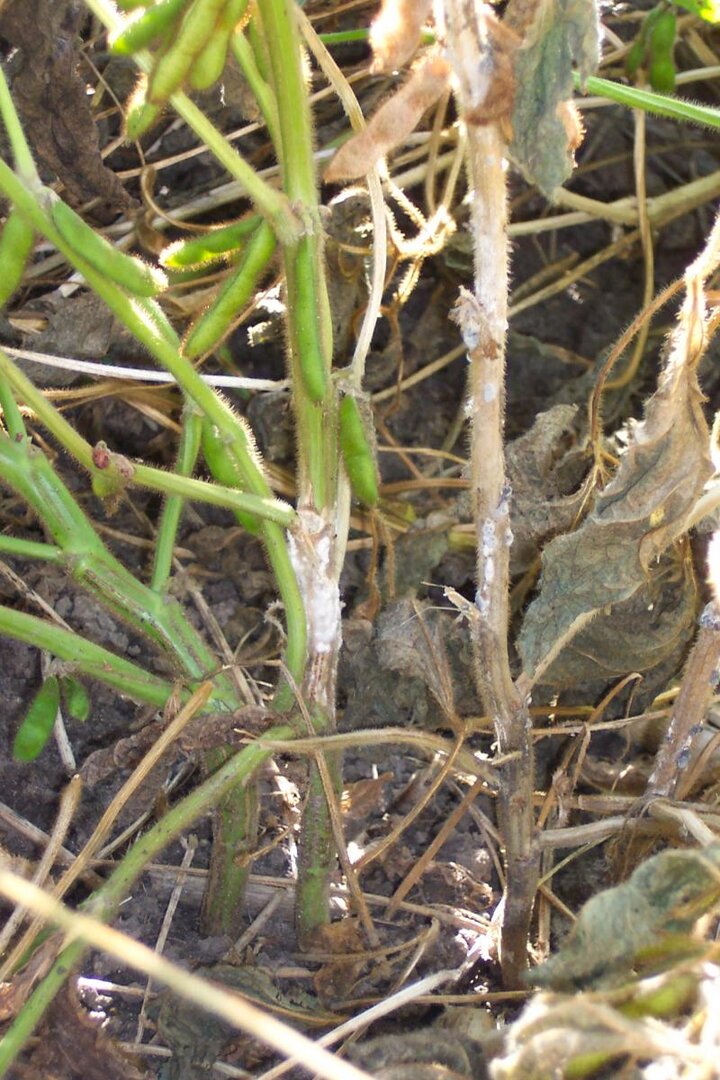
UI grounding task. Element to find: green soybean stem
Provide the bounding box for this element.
[230,30,280,147]
[0,722,295,1077]
[0,349,294,528]
[0,604,176,706]
[256,0,341,942]
[0,373,26,440]
[151,407,203,592]
[257,0,336,510]
[0,433,237,691]
[0,66,39,184]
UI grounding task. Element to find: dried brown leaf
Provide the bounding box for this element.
[518,346,712,684]
[324,54,450,182]
[370,0,434,73]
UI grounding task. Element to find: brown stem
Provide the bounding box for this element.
[444,0,539,987]
[646,601,720,799]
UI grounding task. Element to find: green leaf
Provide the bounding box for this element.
[13,676,60,762]
[61,675,91,723]
[674,0,720,23]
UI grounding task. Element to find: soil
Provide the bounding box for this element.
[2,2,720,1079]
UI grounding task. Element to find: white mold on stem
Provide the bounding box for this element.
[288,509,342,658]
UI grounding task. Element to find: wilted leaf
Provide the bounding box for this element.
[506,404,585,575]
[528,845,720,990]
[518,336,712,684]
[533,546,698,690]
[506,0,600,195]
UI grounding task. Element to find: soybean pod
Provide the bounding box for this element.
[110,0,189,56]
[161,214,261,269]
[649,9,677,92]
[183,219,276,359]
[201,418,260,534]
[51,197,168,297]
[339,393,379,507]
[188,0,249,90]
[13,676,60,762]
[0,209,34,308]
[60,676,91,723]
[148,0,228,103]
[290,238,329,404]
[125,82,163,140]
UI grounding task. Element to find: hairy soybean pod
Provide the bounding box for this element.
[183,220,276,359]
[650,9,677,56]
[51,198,168,297]
[188,24,232,91]
[125,92,163,140]
[0,209,34,308]
[339,394,379,507]
[13,676,60,762]
[649,55,676,92]
[291,239,329,403]
[188,0,249,90]
[60,675,91,723]
[148,0,228,103]
[201,418,260,534]
[161,215,261,269]
[110,0,189,56]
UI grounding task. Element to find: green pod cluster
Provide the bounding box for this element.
[625,3,677,93]
[338,393,379,507]
[201,418,260,534]
[148,0,228,102]
[160,214,261,269]
[183,219,275,359]
[51,198,168,298]
[188,0,249,91]
[0,209,34,309]
[110,0,189,56]
[13,676,60,762]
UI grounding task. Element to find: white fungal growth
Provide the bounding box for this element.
[482,519,496,557]
[288,512,342,656]
[483,381,497,403]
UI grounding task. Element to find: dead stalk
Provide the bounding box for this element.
[646,601,720,798]
[443,0,538,986]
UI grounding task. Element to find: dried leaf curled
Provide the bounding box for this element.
[370,0,434,73]
[324,54,450,182]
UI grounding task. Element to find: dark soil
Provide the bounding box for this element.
[2,2,720,1078]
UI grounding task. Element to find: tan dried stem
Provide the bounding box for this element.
[442,0,538,988]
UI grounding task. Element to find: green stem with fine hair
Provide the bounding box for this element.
[0,350,295,528]
[151,407,203,592]
[256,0,341,943]
[257,0,336,510]
[0,82,306,694]
[0,433,235,690]
[0,604,177,706]
[0,722,295,1076]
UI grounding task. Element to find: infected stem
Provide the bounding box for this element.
[444,0,538,987]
